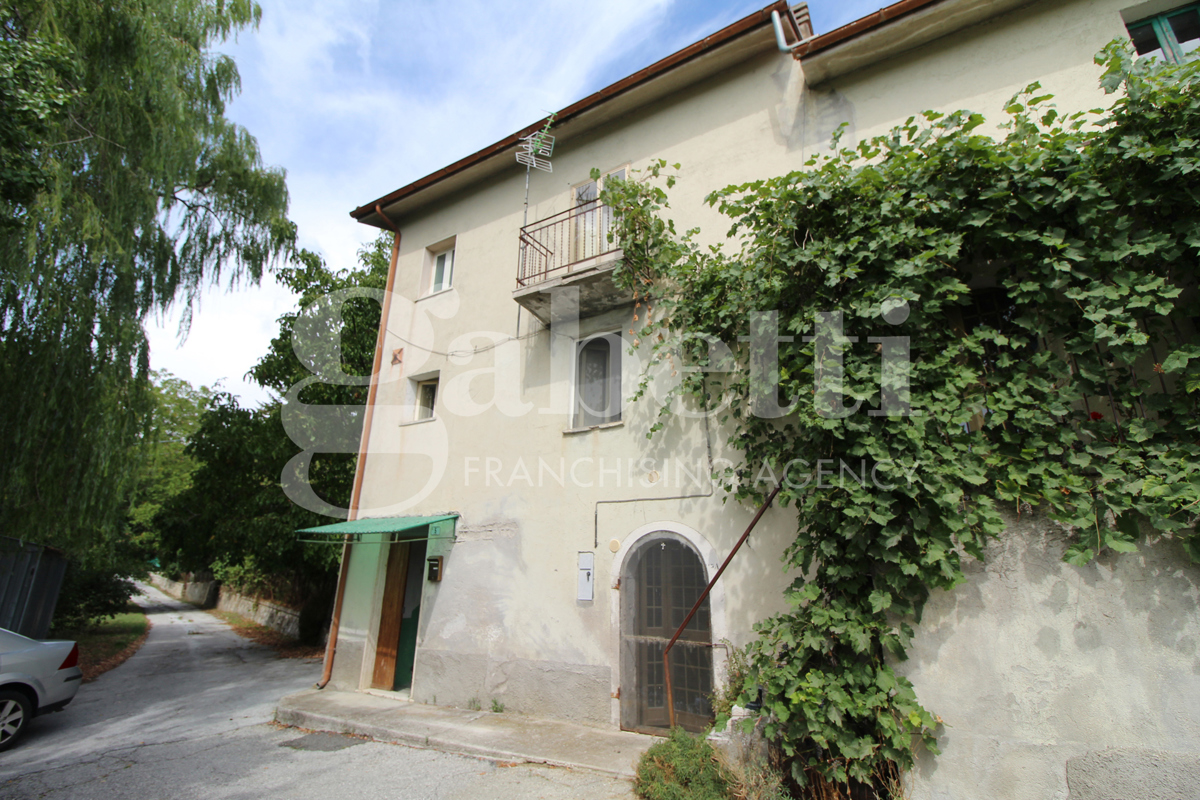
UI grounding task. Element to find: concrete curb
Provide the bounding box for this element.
[276,705,615,773]
[275,689,652,778]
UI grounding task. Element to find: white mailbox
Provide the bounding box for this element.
[577,551,595,601]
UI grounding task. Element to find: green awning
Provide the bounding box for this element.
[297,514,458,543]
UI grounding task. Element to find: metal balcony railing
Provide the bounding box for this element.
[517,199,620,287]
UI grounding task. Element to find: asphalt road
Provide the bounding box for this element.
[0,584,634,800]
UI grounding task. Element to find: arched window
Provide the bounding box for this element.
[575,334,621,427]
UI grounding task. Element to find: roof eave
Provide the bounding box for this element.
[350,0,797,228]
[797,0,1041,86]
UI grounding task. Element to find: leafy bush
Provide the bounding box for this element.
[606,43,1200,786]
[297,582,335,645]
[711,641,751,726]
[634,727,733,800]
[211,555,271,598]
[53,566,137,631]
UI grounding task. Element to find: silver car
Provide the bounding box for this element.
[0,628,83,751]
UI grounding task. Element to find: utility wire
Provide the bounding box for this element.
[383,319,579,358]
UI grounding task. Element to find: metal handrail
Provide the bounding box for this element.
[516,199,620,287]
[522,197,601,231]
[519,231,554,259]
[663,484,782,729]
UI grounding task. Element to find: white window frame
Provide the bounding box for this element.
[571,331,623,429]
[415,378,438,421]
[428,246,455,295]
[570,165,629,206]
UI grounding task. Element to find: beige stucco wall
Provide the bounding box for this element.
[902,515,1200,799]
[330,0,1200,795]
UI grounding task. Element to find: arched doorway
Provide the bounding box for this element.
[620,535,713,733]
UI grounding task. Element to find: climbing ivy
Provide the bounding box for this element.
[601,43,1200,788]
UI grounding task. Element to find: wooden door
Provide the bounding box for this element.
[371,541,410,690]
[626,538,713,733]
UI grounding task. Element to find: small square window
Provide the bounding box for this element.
[1170,8,1200,57]
[416,379,438,420]
[1127,4,1200,63]
[430,247,455,294]
[1129,21,1167,59]
[574,333,622,428]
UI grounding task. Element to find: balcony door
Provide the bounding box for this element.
[571,168,624,265]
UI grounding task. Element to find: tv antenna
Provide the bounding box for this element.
[517,114,555,229]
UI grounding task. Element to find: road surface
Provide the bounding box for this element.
[0,584,633,799]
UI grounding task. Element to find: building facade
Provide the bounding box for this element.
[314,1,1200,796]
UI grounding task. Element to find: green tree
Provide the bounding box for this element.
[155,393,298,579]
[0,0,293,556]
[253,236,392,397]
[604,45,1200,787]
[154,234,392,604]
[126,370,213,558]
[0,4,75,221]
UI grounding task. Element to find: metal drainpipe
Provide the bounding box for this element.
[316,211,400,690]
[663,484,782,728]
[770,8,809,54]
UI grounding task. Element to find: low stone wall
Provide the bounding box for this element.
[149,573,218,608]
[149,573,303,639]
[216,588,301,640]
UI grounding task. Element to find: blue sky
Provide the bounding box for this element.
[147,0,894,404]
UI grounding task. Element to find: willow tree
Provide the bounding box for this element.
[0,0,293,557]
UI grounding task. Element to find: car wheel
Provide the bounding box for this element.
[0,690,33,752]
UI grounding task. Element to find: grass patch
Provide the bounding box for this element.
[718,741,792,800]
[206,609,323,659]
[50,603,150,682]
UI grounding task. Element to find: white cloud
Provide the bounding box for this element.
[147,274,294,405]
[151,1,889,405]
[151,0,682,405]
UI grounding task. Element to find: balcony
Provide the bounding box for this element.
[513,199,632,324]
